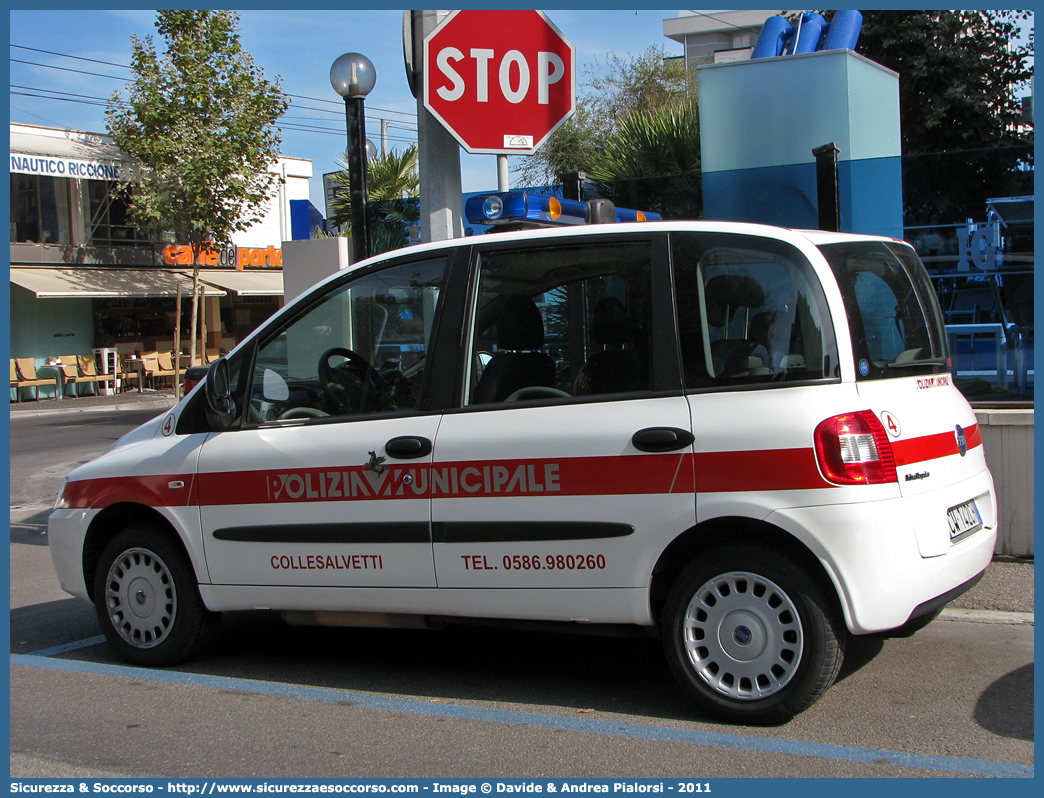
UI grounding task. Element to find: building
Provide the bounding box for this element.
[10,122,312,378]
[663,10,787,67]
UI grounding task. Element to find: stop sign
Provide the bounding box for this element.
[423,10,575,155]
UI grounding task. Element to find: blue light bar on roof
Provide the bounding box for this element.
[464,192,661,228]
[465,193,588,227]
[616,206,661,223]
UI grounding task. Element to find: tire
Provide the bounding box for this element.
[93,524,219,666]
[662,546,846,724]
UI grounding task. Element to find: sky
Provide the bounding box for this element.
[8,7,688,215]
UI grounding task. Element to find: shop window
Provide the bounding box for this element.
[85,180,145,246]
[9,174,72,244]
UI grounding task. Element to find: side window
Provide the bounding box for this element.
[466,241,653,405]
[247,257,446,423]
[672,232,838,389]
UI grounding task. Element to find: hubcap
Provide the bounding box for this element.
[682,571,803,701]
[104,547,177,649]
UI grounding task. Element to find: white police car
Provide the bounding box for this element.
[49,195,996,724]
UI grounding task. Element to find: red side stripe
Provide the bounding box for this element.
[59,425,981,511]
[892,423,981,467]
[695,448,831,492]
[61,474,195,509]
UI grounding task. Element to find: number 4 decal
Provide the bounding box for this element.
[881,410,902,438]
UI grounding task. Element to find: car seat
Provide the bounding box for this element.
[704,274,766,378]
[574,296,643,395]
[473,295,556,403]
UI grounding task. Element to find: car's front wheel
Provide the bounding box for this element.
[93,524,219,666]
[662,546,846,724]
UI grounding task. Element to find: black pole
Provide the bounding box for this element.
[345,96,369,262]
[559,171,587,202]
[812,142,841,232]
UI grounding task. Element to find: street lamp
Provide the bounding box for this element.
[330,52,376,263]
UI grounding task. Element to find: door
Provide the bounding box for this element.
[198,256,447,588]
[430,236,694,604]
[669,231,844,516]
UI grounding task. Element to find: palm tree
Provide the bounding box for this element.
[586,100,702,219]
[586,99,700,183]
[328,145,419,254]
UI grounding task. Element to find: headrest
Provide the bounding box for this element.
[496,295,545,351]
[704,275,765,327]
[591,296,633,346]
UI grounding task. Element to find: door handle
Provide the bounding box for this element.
[632,427,695,453]
[385,436,433,459]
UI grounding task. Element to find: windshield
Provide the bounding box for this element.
[818,240,947,380]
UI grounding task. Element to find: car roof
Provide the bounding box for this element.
[341,220,902,274]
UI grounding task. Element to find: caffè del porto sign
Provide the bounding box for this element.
[163,244,283,269]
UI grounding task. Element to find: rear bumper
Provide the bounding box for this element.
[767,467,997,634]
[907,569,984,623]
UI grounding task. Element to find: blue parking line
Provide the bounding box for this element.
[25,635,107,658]
[12,643,1033,779]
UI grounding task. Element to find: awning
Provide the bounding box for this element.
[10,129,128,163]
[185,269,284,296]
[987,196,1034,226]
[10,268,225,298]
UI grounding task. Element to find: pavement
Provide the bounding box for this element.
[9,386,179,419]
[9,389,1034,622]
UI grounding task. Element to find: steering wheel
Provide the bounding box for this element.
[279,406,330,420]
[504,386,572,402]
[318,347,386,414]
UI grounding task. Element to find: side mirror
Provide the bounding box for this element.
[204,358,237,429]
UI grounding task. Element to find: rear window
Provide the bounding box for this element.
[818,241,947,380]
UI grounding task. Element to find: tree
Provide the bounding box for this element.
[107,10,288,365]
[328,145,420,255]
[586,99,702,219]
[515,46,694,187]
[852,10,1033,154]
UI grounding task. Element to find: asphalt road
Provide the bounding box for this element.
[9,408,1035,781]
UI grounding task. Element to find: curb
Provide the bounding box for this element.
[9,398,177,420]
[939,608,1034,625]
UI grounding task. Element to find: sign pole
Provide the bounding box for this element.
[174,282,183,396]
[413,10,463,243]
[497,154,509,192]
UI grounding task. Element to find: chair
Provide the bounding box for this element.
[704,275,766,379]
[573,296,643,396]
[13,358,58,402]
[946,287,995,325]
[56,356,90,398]
[138,351,160,390]
[147,351,177,389]
[473,295,556,404]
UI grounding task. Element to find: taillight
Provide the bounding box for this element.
[814,411,897,485]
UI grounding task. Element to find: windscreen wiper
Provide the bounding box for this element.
[885,358,948,369]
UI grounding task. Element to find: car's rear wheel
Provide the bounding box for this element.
[663,546,845,724]
[93,524,219,666]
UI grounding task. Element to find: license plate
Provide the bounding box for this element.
[947,500,983,539]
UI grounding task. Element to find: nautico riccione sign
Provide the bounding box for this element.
[10,153,123,180]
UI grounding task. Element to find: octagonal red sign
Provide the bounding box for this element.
[423,10,576,155]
